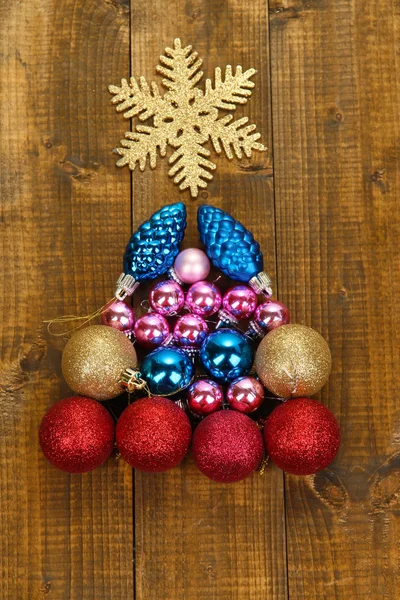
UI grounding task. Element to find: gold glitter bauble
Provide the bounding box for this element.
[255,324,331,399]
[62,325,137,401]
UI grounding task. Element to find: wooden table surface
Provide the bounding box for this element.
[1,0,399,598]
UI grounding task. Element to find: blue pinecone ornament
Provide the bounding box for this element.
[124,202,186,281]
[197,205,272,296]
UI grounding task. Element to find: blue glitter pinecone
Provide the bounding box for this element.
[197,205,263,282]
[124,202,186,281]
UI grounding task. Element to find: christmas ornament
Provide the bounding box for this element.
[255,324,331,398]
[226,376,264,413]
[62,325,138,401]
[198,205,272,295]
[100,300,135,335]
[133,313,171,348]
[140,346,194,395]
[149,279,185,316]
[109,39,265,197]
[186,379,224,416]
[173,314,208,350]
[217,284,257,328]
[185,280,222,317]
[120,202,186,296]
[116,397,192,472]
[200,328,254,383]
[39,397,115,473]
[264,398,340,475]
[246,299,290,340]
[192,410,264,483]
[170,248,210,284]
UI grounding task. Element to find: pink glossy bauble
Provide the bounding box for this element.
[134,313,171,348]
[255,300,290,333]
[149,280,185,316]
[222,285,257,320]
[186,281,222,317]
[187,379,224,416]
[101,300,135,334]
[173,314,209,348]
[174,248,211,284]
[227,376,265,413]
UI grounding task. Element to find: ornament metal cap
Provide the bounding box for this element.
[249,271,273,297]
[168,266,184,286]
[119,367,147,393]
[215,308,239,330]
[115,273,139,301]
[245,320,264,341]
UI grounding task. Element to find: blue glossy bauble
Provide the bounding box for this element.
[197,205,263,282]
[124,203,186,281]
[140,347,194,396]
[199,329,254,384]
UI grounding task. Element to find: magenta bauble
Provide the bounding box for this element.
[226,376,264,413]
[186,281,222,317]
[134,313,171,348]
[149,280,185,316]
[186,379,224,416]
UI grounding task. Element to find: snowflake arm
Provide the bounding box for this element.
[109,76,167,120]
[200,65,257,111]
[168,133,216,197]
[115,125,169,171]
[156,38,203,101]
[207,115,266,159]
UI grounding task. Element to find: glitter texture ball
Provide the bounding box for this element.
[255,324,331,398]
[100,300,135,334]
[226,376,264,413]
[222,285,257,320]
[264,398,340,475]
[192,410,264,483]
[200,329,254,384]
[173,313,209,348]
[116,397,192,472]
[185,281,222,317]
[186,379,224,416]
[39,397,115,473]
[174,248,211,284]
[62,325,138,401]
[134,313,170,348]
[140,347,194,395]
[149,280,185,316]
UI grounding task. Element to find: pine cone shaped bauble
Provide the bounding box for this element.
[197,205,263,282]
[124,202,186,281]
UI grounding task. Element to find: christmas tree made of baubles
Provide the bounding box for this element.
[39,203,340,483]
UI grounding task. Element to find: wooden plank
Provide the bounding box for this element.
[269,0,400,597]
[0,0,134,598]
[128,1,287,599]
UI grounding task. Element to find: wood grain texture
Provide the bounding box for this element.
[1,0,399,598]
[0,0,134,598]
[269,0,400,597]
[127,1,287,599]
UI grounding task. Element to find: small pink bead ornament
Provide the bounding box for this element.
[133,313,171,348]
[100,300,135,336]
[185,281,222,317]
[173,314,209,354]
[226,376,264,413]
[170,248,211,285]
[217,285,257,328]
[246,300,290,340]
[149,280,185,316]
[187,379,224,416]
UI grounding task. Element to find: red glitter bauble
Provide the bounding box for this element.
[116,397,192,472]
[192,410,264,483]
[39,397,115,473]
[264,398,340,475]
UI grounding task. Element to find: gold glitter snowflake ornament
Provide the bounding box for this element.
[109,39,266,197]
